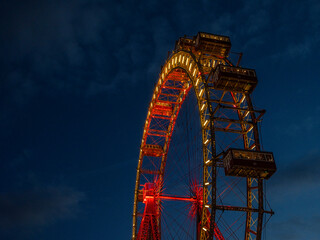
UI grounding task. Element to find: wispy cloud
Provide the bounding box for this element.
[1,0,319,106]
[270,153,320,194]
[0,1,121,99]
[269,215,320,240]
[0,186,84,229]
[0,150,85,233]
[266,153,320,239]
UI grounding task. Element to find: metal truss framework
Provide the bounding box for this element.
[132,34,271,240]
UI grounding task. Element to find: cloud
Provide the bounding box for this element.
[269,215,320,240]
[285,115,320,137]
[263,153,320,240]
[1,0,319,108]
[269,33,320,60]
[0,1,121,100]
[0,186,84,229]
[266,152,320,214]
[265,153,320,239]
[0,0,176,105]
[271,154,320,189]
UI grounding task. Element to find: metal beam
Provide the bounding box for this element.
[215,205,274,215]
[214,127,245,134]
[213,117,253,125]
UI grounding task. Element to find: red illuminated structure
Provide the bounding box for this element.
[138,180,224,240]
[132,33,276,240]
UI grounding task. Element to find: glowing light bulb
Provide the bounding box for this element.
[195,78,199,86]
[199,89,204,97]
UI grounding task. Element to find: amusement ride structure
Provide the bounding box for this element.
[132,32,276,240]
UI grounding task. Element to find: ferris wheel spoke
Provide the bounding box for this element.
[161,210,177,240]
[217,177,242,201]
[162,205,195,239]
[220,177,246,203]
[163,164,202,196]
[224,212,246,240]
[221,212,245,235]
[219,215,241,240]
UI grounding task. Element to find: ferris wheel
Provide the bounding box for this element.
[132,32,276,240]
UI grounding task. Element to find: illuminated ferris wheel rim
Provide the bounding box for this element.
[134,50,211,239]
[132,32,276,240]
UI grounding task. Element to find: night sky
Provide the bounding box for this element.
[1,0,320,239]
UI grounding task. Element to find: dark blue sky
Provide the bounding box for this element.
[1,0,320,239]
